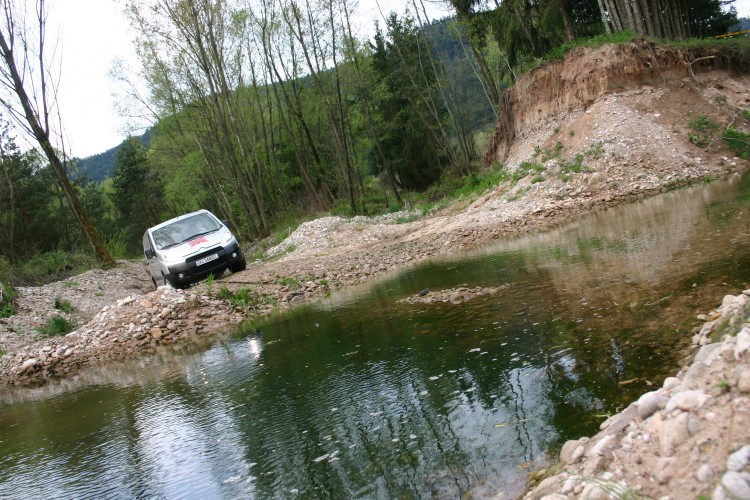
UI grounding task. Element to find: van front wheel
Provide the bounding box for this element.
[230,258,246,273]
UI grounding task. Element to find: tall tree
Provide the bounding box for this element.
[0,0,115,267]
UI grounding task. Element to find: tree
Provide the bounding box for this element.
[111,137,165,254]
[0,0,115,267]
[0,118,51,262]
[596,0,737,38]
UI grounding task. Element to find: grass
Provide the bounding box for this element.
[0,347,5,358]
[217,286,276,309]
[54,298,75,313]
[688,114,719,147]
[723,127,750,160]
[0,251,98,287]
[37,315,76,337]
[274,276,301,287]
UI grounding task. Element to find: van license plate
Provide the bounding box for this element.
[195,253,219,266]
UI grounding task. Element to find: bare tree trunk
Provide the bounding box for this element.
[0,0,114,267]
[558,0,575,41]
[596,0,612,35]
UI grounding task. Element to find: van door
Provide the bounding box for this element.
[143,231,161,286]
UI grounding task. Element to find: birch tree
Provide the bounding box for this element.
[0,0,115,267]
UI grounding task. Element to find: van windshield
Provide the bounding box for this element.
[152,213,222,250]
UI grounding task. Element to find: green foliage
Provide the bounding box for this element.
[205,274,215,295]
[54,298,75,314]
[274,276,301,288]
[0,251,98,287]
[688,114,719,147]
[516,162,547,183]
[722,127,750,160]
[541,31,637,64]
[560,153,586,175]
[217,286,276,309]
[507,185,531,202]
[37,315,76,337]
[111,137,166,255]
[0,281,18,318]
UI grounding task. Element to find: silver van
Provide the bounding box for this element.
[142,209,246,289]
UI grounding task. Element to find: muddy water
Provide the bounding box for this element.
[1,173,750,498]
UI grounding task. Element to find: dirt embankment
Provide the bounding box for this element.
[1,38,750,496]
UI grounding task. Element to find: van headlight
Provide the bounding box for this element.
[222,231,234,244]
[159,252,180,263]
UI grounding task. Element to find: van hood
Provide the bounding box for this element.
[158,227,233,260]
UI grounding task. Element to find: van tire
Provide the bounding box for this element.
[230,258,246,273]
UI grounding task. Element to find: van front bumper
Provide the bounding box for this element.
[166,242,243,287]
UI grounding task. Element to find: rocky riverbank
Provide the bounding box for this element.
[524,290,750,499]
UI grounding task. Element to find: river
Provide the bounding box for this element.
[1,173,749,498]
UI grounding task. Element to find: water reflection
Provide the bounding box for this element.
[1,173,750,498]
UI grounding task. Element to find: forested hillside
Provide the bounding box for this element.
[0,0,738,279]
[74,130,151,183]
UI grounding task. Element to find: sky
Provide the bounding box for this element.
[41,0,750,159]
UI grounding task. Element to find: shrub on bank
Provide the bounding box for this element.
[0,251,99,287]
[37,315,76,337]
[0,281,18,318]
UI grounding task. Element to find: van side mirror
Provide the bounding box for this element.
[144,248,154,259]
[222,219,229,227]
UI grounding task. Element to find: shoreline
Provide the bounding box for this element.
[524,289,750,499]
[0,163,747,388]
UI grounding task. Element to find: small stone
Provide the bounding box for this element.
[561,475,580,494]
[721,471,750,498]
[529,475,563,497]
[149,328,163,340]
[736,327,750,360]
[688,415,702,435]
[20,358,38,372]
[638,390,667,419]
[727,445,750,472]
[660,412,690,457]
[140,300,153,309]
[167,322,178,331]
[738,371,750,393]
[663,377,681,390]
[668,390,709,412]
[560,439,581,464]
[696,463,714,482]
[655,456,677,484]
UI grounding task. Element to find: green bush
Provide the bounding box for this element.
[723,127,750,160]
[54,298,75,313]
[5,251,98,287]
[38,315,76,337]
[0,281,18,318]
[688,114,719,147]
